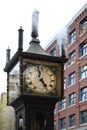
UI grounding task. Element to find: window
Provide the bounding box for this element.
[64,78,66,90]
[59,117,66,130]
[68,92,76,106]
[54,121,56,130]
[18,115,23,129]
[54,108,56,113]
[59,98,66,110]
[64,64,66,70]
[68,72,75,86]
[80,65,87,80]
[69,114,76,127]
[50,47,56,56]
[80,16,87,35]
[80,86,87,102]
[69,29,76,44]
[80,110,87,124]
[79,41,87,57]
[68,50,76,66]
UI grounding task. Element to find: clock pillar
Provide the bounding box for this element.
[4,10,68,130]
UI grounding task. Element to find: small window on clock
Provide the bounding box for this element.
[50,47,56,56]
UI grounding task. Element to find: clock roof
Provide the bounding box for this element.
[26,38,50,56]
[4,10,68,73]
[4,50,68,72]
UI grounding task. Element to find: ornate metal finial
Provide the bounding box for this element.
[31,9,39,38]
[18,26,24,51]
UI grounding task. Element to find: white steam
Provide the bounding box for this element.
[57,27,67,56]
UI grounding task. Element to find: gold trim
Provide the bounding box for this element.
[23,58,59,66]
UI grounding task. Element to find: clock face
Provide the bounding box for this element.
[24,65,56,94]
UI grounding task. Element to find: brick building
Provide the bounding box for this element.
[46,3,87,130]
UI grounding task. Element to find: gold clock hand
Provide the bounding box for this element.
[39,78,48,90]
[37,65,48,90]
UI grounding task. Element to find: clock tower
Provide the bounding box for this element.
[4,10,68,130]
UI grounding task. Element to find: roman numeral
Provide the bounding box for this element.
[49,85,53,88]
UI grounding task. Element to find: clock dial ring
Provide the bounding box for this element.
[24,65,56,94]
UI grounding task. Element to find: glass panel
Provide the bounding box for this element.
[59,98,66,110]
[80,65,87,80]
[69,72,75,86]
[80,87,87,101]
[68,51,76,65]
[69,93,76,106]
[64,78,66,90]
[80,110,87,124]
[50,48,56,56]
[60,118,66,129]
[69,29,76,44]
[9,62,20,103]
[54,121,56,130]
[80,41,87,57]
[80,16,87,35]
[69,114,76,127]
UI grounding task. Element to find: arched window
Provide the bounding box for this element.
[18,115,23,130]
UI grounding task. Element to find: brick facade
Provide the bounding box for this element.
[46,3,87,130]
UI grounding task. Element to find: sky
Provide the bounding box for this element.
[0,0,87,93]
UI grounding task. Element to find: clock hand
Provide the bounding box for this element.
[39,78,47,89]
[38,66,41,78]
[38,66,48,90]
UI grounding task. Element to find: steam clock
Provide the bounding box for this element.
[4,10,68,130]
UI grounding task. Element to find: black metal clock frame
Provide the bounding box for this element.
[4,24,68,130]
[4,50,67,130]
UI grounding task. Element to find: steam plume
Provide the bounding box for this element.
[57,27,67,56]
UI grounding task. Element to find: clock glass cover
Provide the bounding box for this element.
[23,60,57,96]
[8,62,20,103]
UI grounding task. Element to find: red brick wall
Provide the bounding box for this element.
[46,5,87,130]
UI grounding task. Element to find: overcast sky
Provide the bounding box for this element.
[0,0,87,93]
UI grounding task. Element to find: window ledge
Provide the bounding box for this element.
[68,126,76,129]
[60,128,66,130]
[79,54,87,59]
[79,77,87,82]
[79,99,87,103]
[68,63,75,68]
[67,84,75,88]
[68,42,75,47]
[58,108,66,112]
[80,123,87,126]
[67,104,75,108]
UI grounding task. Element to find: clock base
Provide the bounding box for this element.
[11,95,59,130]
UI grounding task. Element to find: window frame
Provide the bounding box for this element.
[80,16,87,35]
[68,29,76,44]
[68,50,76,66]
[69,114,76,128]
[80,86,87,102]
[58,98,66,111]
[68,71,76,86]
[68,92,76,106]
[64,78,66,90]
[80,110,87,125]
[79,41,87,57]
[80,65,87,80]
[59,117,66,130]
[50,47,56,56]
